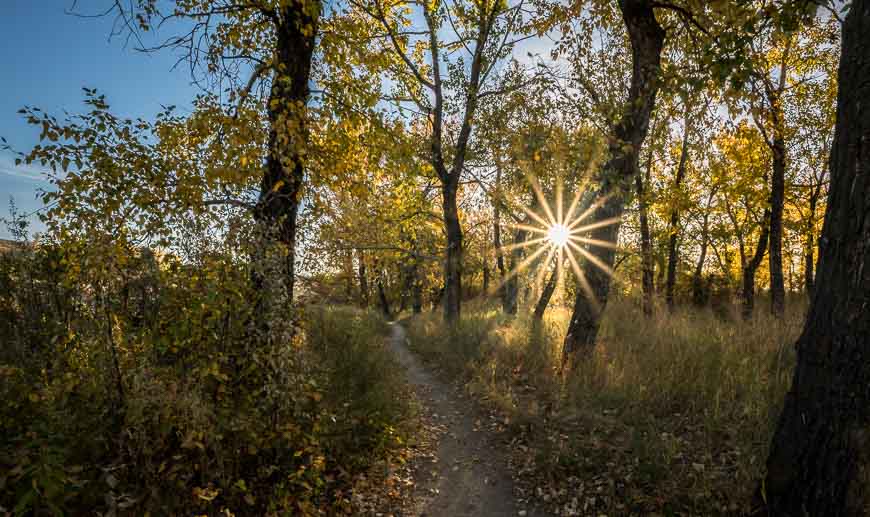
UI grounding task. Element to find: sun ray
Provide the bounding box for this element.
[567,240,615,277]
[564,245,601,312]
[569,235,620,250]
[517,202,552,230]
[527,173,558,226]
[533,245,558,296]
[569,216,622,235]
[562,175,591,226]
[490,242,553,294]
[509,223,550,236]
[493,173,619,308]
[498,236,550,254]
[566,193,613,231]
[547,224,570,247]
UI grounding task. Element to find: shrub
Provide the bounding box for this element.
[0,242,412,516]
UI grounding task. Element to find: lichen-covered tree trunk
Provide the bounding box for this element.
[561,0,665,364]
[254,0,320,307]
[760,3,870,513]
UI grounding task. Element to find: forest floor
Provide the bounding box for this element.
[380,321,542,517]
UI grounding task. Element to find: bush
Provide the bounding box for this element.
[0,242,412,516]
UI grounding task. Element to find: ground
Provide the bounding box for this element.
[382,322,542,517]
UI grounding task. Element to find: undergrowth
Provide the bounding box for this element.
[405,295,801,515]
[0,242,413,516]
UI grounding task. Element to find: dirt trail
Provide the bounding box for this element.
[387,322,537,517]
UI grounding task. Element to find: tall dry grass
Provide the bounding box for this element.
[405,294,805,513]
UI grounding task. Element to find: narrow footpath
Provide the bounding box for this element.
[386,322,539,517]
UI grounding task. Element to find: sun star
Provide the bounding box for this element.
[547,223,570,248]
[492,174,621,308]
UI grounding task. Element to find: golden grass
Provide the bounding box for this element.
[405,295,805,514]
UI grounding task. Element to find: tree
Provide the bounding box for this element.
[89,0,324,329]
[349,0,527,323]
[561,0,665,363]
[760,1,870,513]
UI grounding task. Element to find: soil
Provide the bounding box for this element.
[385,322,540,517]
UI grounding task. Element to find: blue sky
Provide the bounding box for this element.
[0,1,197,239]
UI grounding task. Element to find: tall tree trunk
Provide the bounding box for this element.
[357,249,369,307]
[533,260,559,320]
[561,0,665,365]
[691,227,710,307]
[504,227,527,315]
[377,268,392,319]
[636,143,655,316]
[665,106,691,311]
[760,4,870,513]
[343,250,354,300]
[769,132,787,317]
[254,1,320,308]
[804,230,815,293]
[691,189,716,306]
[494,165,513,312]
[442,181,463,322]
[399,264,409,313]
[483,261,490,294]
[411,257,423,314]
[758,37,792,318]
[804,192,819,294]
[741,210,770,320]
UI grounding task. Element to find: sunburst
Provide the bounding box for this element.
[492,175,619,311]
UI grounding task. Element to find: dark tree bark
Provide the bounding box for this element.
[441,183,463,321]
[741,210,770,320]
[411,258,423,314]
[760,3,870,513]
[254,1,321,306]
[665,106,691,311]
[752,37,792,318]
[691,189,716,306]
[483,261,490,293]
[343,250,354,300]
[493,164,512,312]
[768,128,787,317]
[533,260,558,320]
[376,268,392,319]
[804,180,823,294]
[561,0,665,364]
[420,2,499,324]
[504,226,527,315]
[804,229,815,293]
[357,249,369,307]
[636,138,655,316]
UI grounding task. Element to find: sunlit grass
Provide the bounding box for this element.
[405,296,805,513]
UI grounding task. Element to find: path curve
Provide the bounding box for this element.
[387,322,537,517]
